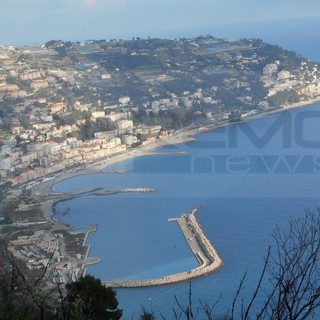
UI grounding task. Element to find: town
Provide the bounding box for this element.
[1,35,320,284]
[1,36,320,187]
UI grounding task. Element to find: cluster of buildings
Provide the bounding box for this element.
[8,229,62,269]
[2,37,320,288]
[0,113,166,185]
[1,37,320,188]
[261,61,320,98]
[8,227,83,283]
[0,44,174,186]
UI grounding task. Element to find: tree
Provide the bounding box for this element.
[96,117,116,131]
[0,243,56,320]
[224,210,320,320]
[0,243,122,320]
[2,208,320,319]
[64,275,122,320]
[163,209,320,320]
[254,209,320,319]
[267,89,300,107]
[140,307,156,320]
[228,110,241,122]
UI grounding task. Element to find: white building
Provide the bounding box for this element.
[263,63,278,76]
[278,70,291,80]
[106,111,131,122]
[91,111,106,119]
[119,96,131,105]
[0,157,11,170]
[117,120,133,130]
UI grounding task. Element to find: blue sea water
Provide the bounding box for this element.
[53,21,320,318]
[54,106,320,318]
[209,17,320,63]
[161,17,320,63]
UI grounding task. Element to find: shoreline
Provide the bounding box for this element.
[82,224,101,275]
[32,97,320,197]
[33,98,320,283]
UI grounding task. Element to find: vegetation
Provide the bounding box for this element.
[2,209,320,319]
[139,308,156,320]
[0,254,122,320]
[268,89,300,106]
[63,275,122,320]
[159,209,320,320]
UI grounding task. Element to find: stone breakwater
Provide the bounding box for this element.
[104,206,223,288]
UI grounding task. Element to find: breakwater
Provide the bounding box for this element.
[104,206,223,288]
[39,187,103,204]
[95,188,155,196]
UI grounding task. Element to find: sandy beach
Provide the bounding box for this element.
[33,97,320,217]
[32,94,320,204]
[31,128,197,197]
[29,127,200,250]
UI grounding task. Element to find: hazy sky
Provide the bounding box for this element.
[1,0,320,46]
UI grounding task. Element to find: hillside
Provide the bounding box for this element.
[0,35,319,186]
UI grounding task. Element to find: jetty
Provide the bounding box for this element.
[95,188,155,196]
[37,187,103,202]
[104,206,223,288]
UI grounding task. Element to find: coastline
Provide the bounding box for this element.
[33,97,320,197]
[33,98,320,283]
[81,224,101,275]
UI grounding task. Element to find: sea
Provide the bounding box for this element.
[53,19,320,319]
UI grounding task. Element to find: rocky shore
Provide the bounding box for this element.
[103,206,223,288]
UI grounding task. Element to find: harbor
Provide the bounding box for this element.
[103,206,223,288]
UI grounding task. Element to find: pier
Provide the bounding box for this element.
[95,188,155,196]
[104,206,223,288]
[43,187,102,201]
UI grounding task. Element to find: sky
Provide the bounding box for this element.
[1,0,320,46]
